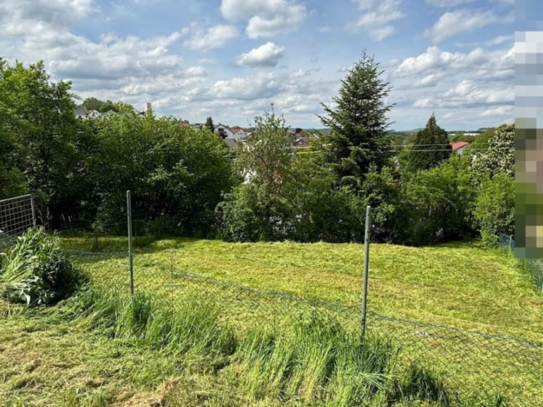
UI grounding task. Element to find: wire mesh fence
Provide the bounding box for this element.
[0,194,35,252]
[48,226,543,406]
[2,193,543,406]
[499,233,543,291]
[158,269,543,406]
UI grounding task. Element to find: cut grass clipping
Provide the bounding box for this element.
[0,229,87,306]
[49,287,507,407]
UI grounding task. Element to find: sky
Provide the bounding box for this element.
[0,0,519,130]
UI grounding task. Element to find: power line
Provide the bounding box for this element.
[295,148,489,155]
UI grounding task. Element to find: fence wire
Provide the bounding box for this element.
[0,195,34,239]
[3,222,543,406]
[75,244,542,407]
[499,233,543,291]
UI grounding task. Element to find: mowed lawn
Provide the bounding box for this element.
[64,237,543,341]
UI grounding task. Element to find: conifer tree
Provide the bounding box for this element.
[205,116,214,133]
[404,114,451,173]
[318,51,393,189]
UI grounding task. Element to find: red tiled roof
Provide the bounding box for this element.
[232,128,241,134]
[449,141,469,151]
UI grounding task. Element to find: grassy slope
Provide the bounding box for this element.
[64,237,543,341]
[0,300,278,407]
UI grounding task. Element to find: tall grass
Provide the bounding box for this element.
[237,312,398,405]
[35,284,509,407]
[0,229,87,306]
[144,297,237,356]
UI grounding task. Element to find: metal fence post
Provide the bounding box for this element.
[361,205,371,341]
[127,190,134,295]
[30,195,36,228]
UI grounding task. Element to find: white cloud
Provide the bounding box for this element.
[395,46,485,76]
[0,0,517,130]
[424,9,508,43]
[185,66,207,76]
[395,45,513,81]
[0,0,93,30]
[237,42,285,67]
[220,0,306,38]
[413,80,513,108]
[388,41,514,126]
[485,35,514,46]
[351,0,404,41]
[481,106,514,116]
[426,0,477,7]
[182,24,239,51]
[412,73,446,88]
[428,0,514,7]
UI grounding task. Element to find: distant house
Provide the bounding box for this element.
[450,141,469,154]
[74,106,88,119]
[214,125,234,139]
[87,110,102,119]
[230,128,248,140]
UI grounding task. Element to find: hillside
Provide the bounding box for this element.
[64,237,543,341]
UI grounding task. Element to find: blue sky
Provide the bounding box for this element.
[0,0,517,130]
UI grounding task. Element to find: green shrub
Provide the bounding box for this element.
[0,229,87,306]
[473,173,514,246]
[396,155,476,246]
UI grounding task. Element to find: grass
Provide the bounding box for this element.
[0,297,254,407]
[61,236,543,340]
[0,288,506,407]
[2,232,539,406]
[55,235,543,406]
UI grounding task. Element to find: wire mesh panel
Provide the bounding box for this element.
[130,268,543,407]
[368,311,543,406]
[0,194,35,237]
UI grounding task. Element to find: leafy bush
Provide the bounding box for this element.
[396,155,476,246]
[0,228,87,305]
[88,114,235,237]
[471,124,515,178]
[473,173,515,245]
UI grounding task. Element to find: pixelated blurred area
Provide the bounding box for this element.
[515,24,543,259]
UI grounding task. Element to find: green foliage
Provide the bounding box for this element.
[473,173,515,245]
[82,97,103,111]
[451,132,477,143]
[82,97,133,114]
[471,124,515,178]
[403,115,452,173]
[396,155,476,245]
[84,114,235,236]
[217,110,295,241]
[0,59,77,222]
[319,51,393,190]
[360,166,401,243]
[0,229,86,305]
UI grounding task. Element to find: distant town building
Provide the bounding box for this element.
[450,141,469,154]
